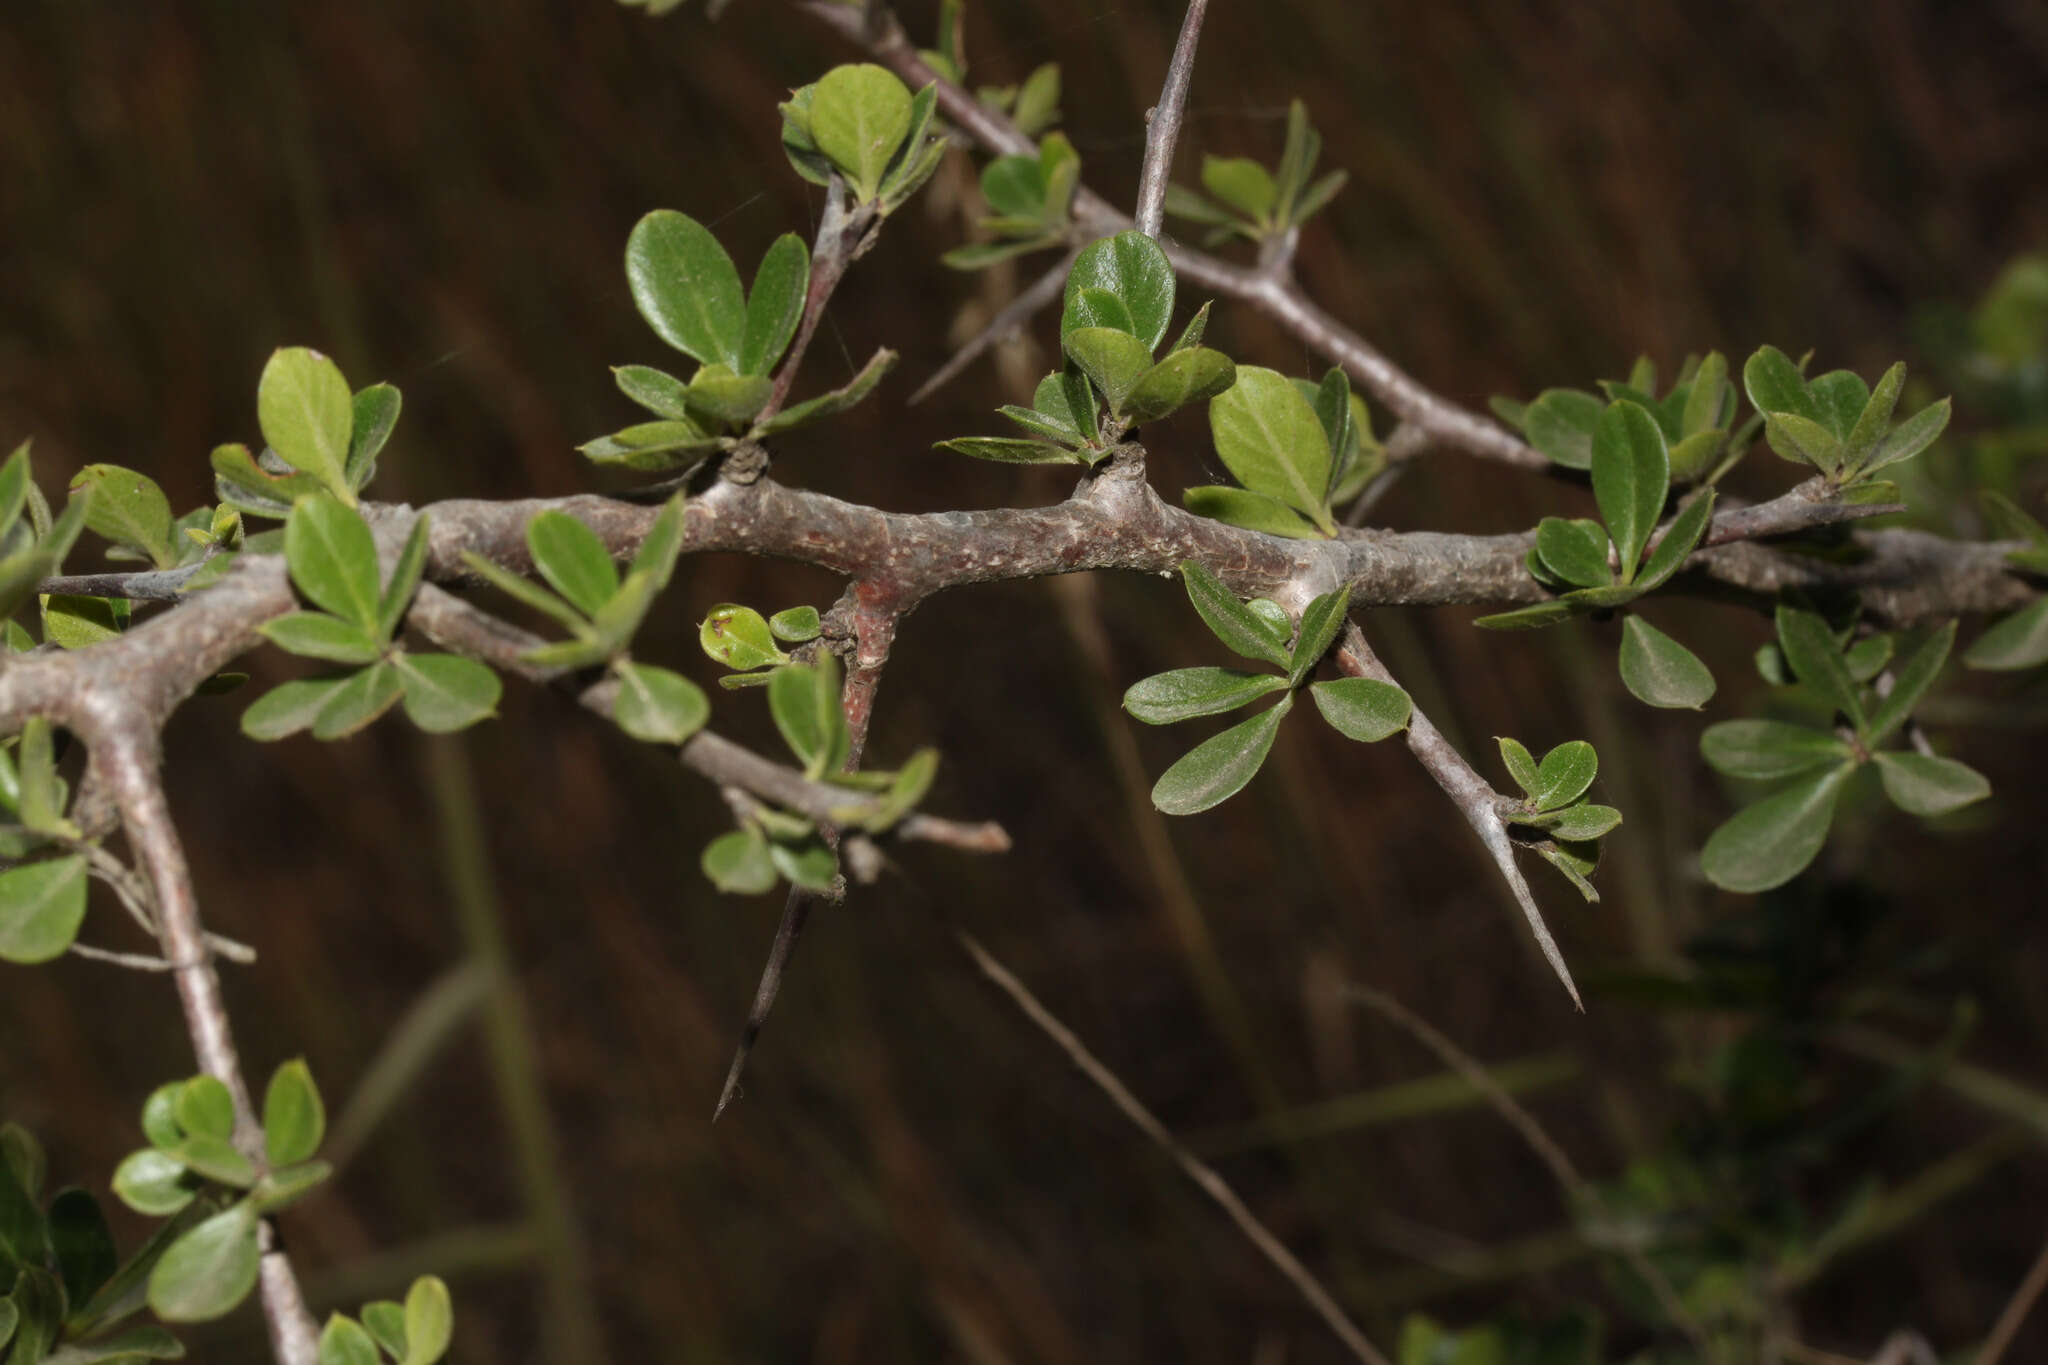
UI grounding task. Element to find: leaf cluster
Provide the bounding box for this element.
[1186,365,1383,539]
[461,498,707,745]
[243,498,502,742]
[1495,737,1619,902]
[697,602,821,682]
[1963,491,2048,670]
[212,348,397,517]
[0,446,95,627]
[1,1120,188,1363]
[106,1064,332,1326]
[942,132,1080,271]
[1493,352,1744,484]
[1700,605,1986,892]
[939,231,1234,464]
[316,1277,452,1365]
[1743,346,1949,491]
[1165,100,1347,246]
[1124,564,1409,815]
[780,64,944,212]
[0,720,87,966]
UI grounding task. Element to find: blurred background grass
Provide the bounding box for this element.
[3,0,2047,1360]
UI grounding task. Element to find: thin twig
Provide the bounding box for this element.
[909,247,1077,405]
[760,180,877,423]
[953,924,1393,1365]
[1133,0,1210,239]
[1978,1228,2048,1365]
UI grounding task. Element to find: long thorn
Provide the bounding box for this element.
[714,886,816,1120]
[909,247,1076,406]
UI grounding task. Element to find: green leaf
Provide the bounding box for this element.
[16,717,68,837]
[165,1132,252,1187]
[628,492,689,592]
[1169,301,1212,355]
[1529,803,1622,840]
[995,405,1082,444]
[1680,351,1729,435]
[71,465,178,568]
[1700,765,1850,893]
[1180,560,1291,669]
[1497,737,1540,795]
[262,1060,325,1167]
[174,1077,234,1143]
[248,1160,332,1215]
[374,514,431,646]
[1874,751,1990,817]
[0,442,29,535]
[611,662,709,745]
[1472,599,1586,631]
[934,436,1081,465]
[361,1301,407,1358]
[1150,696,1292,815]
[311,662,404,740]
[1845,632,1896,682]
[702,829,777,895]
[980,154,1046,219]
[1209,366,1334,528]
[1966,598,2048,671]
[1287,587,1350,687]
[857,748,940,830]
[577,420,722,471]
[810,63,914,201]
[1618,617,1715,709]
[1309,677,1410,741]
[345,382,402,491]
[0,1138,47,1267]
[141,1085,183,1149]
[211,443,328,516]
[0,855,88,964]
[1809,370,1870,438]
[49,1186,117,1307]
[286,495,381,633]
[148,1203,260,1322]
[1037,365,1099,445]
[625,209,746,370]
[1701,720,1854,780]
[257,348,355,501]
[41,594,129,650]
[320,1315,380,1365]
[258,613,383,666]
[1861,396,1951,474]
[698,604,786,671]
[740,233,809,376]
[1635,487,1716,591]
[41,1326,188,1362]
[612,365,694,421]
[1865,621,1955,742]
[525,511,618,617]
[1245,599,1292,647]
[1776,603,1866,730]
[1764,411,1845,474]
[1590,400,1669,580]
[1535,839,1602,902]
[1120,348,1236,424]
[768,836,838,891]
[240,676,351,741]
[2,1268,60,1361]
[1122,668,1287,725]
[1201,156,1276,220]
[112,1149,197,1217]
[1534,518,1612,590]
[1530,741,1597,811]
[1062,327,1155,413]
[402,1275,454,1365]
[1742,345,1818,422]
[684,366,773,426]
[751,348,896,436]
[1842,361,1904,472]
[768,656,847,780]
[1062,230,1175,351]
[1065,287,1136,337]
[1180,487,1323,539]
[1522,389,1603,470]
[768,606,821,643]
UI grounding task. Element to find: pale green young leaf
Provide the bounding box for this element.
[1122,668,1286,725]
[458,553,592,637]
[810,64,914,201]
[262,1060,325,1167]
[768,655,847,780]
[1309,677,1410,742]
[769,606,822,643]
[613,365,695,421]
[526,511,619,617]
[285,495,381,633]
[1842,361,1904,473]
[345,382,402,490]
[1618,616,1715,709]
[1521,389,1602,470]
[402,1275,454,1365]
[1063,326,1154,413]
[1635,487,1716,591]
[376,514,432,645]
[683,367,773,426]
[578,420,722,471]
[211,443,332,516]
[111,1150,197,1218]
[1120,348,1235,424]
[1861,397,1951,474]
[1179,560,1291,669]
[241,676,351,741]
[70,465,178,568]
[1529,803,1622,841]
[625,210,746,370]
[1700,720,1853,780]
[174,1077,234,1143]
[699,604,786,671]
[1700,765,1850,893]
[1530,741,1597,811]
[149,1203,260,1322]
[1169,301,1212,355]
[310,662,404,740]
[1150,695,1292,816]
[703,830,777,895]
[769,836,838,891]
[395,654,501,733]
[1496,736,1539,793]
[320,1315,380,1365]
[750,348,896,436]
[41,594,128,650]
[1287,587,1350,687]
[361,1303,407,1358]
[612,662,709,745]
[1472,599,1585,631]
[1065,287,1136,337]
[1680,352,1729,436]
[1965,599,2048,671]
[258,613,383,666]
[1874,752,1989,817]
[0,856,88,965]
[1742,345,1817,421]
[1201,157,1277,221]
[258,348,355,501]
[1209,367,1333,528]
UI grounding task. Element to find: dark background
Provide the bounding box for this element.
[3,1,2047,1360]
